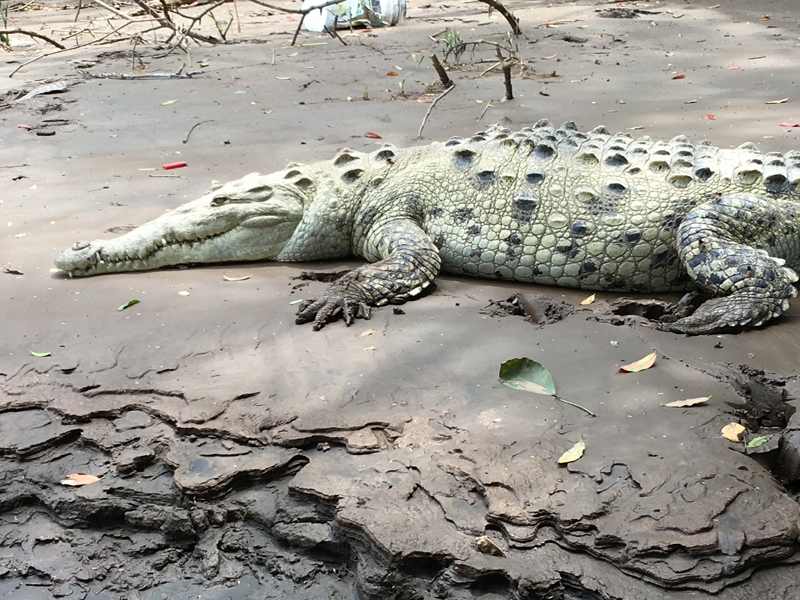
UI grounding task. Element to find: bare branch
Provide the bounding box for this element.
[477,0,522,36]
[0,28,66,49]
[418,84,455,140]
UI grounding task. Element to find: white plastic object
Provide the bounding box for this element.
[301,0,407,33]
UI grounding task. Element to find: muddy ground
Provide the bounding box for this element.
[2,0,800,598]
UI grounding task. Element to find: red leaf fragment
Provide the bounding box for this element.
[671,74,686,80]
[727,64,740,70]
[18,124,34,130]
[779,122,800,127]
[702,114,716,120]
[364,132,382,139]
[386,71,399,76]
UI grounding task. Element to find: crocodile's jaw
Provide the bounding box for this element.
[55,172,306,276]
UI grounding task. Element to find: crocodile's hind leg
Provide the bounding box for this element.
[295,219,442,330]
[668,193,800,334]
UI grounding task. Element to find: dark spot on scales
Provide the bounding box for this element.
[467,224,481,236]
[405,195,420,207]
[571,221,588,237]
[525,171,545,185]
[531,143,555,161]
[434,233,446,249]
[427,207,444,218]
[452,149,476,170]
[605,182,628,195]
[452,207,474,223]
[513,194,537,212]
[376,149,396,162]
[342,169,364,184]
[581,261,597,274]
[358,207,378,226]
[556,241,575,254]
[621,231,641,244]
[472,170,495,188]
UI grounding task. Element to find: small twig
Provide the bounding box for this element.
[78,65,200,79]
[417,83,455,140]
[476,99,494,122]
[502,61,513,100]
[9,21,133,77]
[477,0,522,36]
[479,60,502,76]
[0,163,29,168]
[554,395,596,418]
[0,28,66,49]
[91,0,134,20]
[249,0,341,16]
[429,54,451,87]
[183,119,215,143]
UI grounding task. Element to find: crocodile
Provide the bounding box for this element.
[54,120,800,334]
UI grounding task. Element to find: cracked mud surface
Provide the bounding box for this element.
[3,1,800,598]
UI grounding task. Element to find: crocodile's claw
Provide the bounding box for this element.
[295,274,373,330]
[662,283,797,335]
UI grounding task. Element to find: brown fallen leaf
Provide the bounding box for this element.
[386,70,399,76]
[364,132,382,139]
[702,114,716,120]
[671,74,686,80]
[721,422,746,442]
[618,351,657,373]
[364,346,376,351]
[360,328,375,337]
[760,15,770,20]
[662,396,710,408]
[222,272,250,281]
[684,99,697,104]
[766,97,789,104]
[557,437,585,465]
[539,91,550,97]
[475,535,505,556]
[580,293,596,305]
[615,99,626,104]
[4,268,23,275]
[61,472,101,486]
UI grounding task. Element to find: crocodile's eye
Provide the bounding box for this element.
[211,195,230,206]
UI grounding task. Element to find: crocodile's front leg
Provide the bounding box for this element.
[667,193,800,334]
[295,219,442,330]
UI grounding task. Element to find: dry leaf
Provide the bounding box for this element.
[364,345,376,351]
[275,76,292,80]
[222,272,250,281]
[539,91,550,97]
[766,97,788,104]
[557,437,585,465]
[760,15,770,20]
[61,472,101,486]
[364,132,382,139]
[178,291,190,296]
[360,329,376,337]
[475,536,505,556]
[721,422,746,442]
[618,351,657,373]
[684,99,697,104]
[627,125,644,131]
[702,114,716,120]
[615,99,626,104]
[671,74,686,80]
[778,122,800,127]
[662,396,710,408]
[580,293,596,305]
[417,96,434,103]
[386,70,399,76]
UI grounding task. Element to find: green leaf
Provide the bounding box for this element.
[499,358,556,396]
[289,299,304,305]
[117,299,140,311]
[161,99,178,106]
[746,434,773,449]
[199,62,209,67]
[30,350,51,357]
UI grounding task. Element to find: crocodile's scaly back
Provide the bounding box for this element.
[348,120,800,294]
[55,120,800,333]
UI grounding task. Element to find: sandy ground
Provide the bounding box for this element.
[2,0,800,598]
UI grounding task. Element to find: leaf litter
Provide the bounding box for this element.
[721,422,746,442]
[557,437,585,465]
[618,351,657,372]
[60,473,101,486]
[499,358,596,417]
[662,396,710,408]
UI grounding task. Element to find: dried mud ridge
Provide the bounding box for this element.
[2,361,800,600]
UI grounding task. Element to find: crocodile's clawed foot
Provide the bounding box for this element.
[659,284,797,335]
[295,274,373,330]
